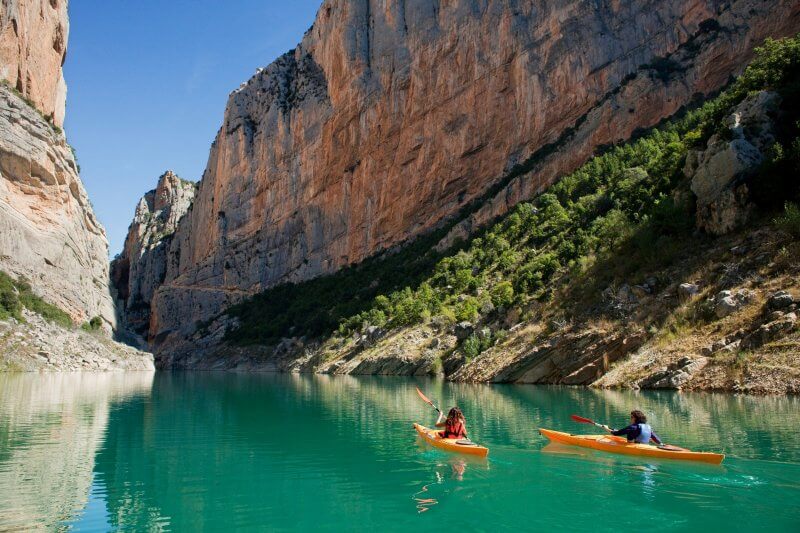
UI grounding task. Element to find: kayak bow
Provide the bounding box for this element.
[414,423,489,457]
[539,428,724,464]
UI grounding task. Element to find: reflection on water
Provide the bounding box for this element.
[0,373,154,530]
[1,373,799,531]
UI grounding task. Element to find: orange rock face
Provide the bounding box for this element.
[151,0,800,343]
[0,0,68,127]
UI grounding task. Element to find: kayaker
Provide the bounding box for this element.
[436,407,467,439]
[603,410,662,445]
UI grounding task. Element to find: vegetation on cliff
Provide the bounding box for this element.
[224,36,800,350]
[0,271,72,328]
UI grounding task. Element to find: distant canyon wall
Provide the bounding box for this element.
[146,0,800,346]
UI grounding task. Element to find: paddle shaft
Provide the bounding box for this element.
[571,414,613,433]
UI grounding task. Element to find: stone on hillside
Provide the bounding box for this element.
[678,283,700,301]
[632,285,651,298]
[365,325,385,343]
[741,312,797,349]
[638,357,707,390]
[714,289,754,318]
[617,284,637,304]
[768,290,794,310]
[688,91,781,235]
[453,322,474,341]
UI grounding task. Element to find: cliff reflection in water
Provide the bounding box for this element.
[0,372,154,530]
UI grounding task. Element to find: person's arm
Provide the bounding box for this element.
[611,425,635,439]
[650,432,663,445]
[435,411,445,428]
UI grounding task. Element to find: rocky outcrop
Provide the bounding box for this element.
[149,0,800,351]
[111,171,195,338]
[0,0,68,127]
[0,84,116,325]
[452,329,646,385]
[687,90,782,234]
[0,309,154,371]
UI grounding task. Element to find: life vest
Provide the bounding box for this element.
[443,418,466,439]
[635,423,653,444]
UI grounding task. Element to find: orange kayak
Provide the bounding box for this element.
[414,423,489,457]
[539,428,724,464]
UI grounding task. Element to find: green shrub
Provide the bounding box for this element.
[490,281,515,308]
[454,297,479,322]
[462,334,483,359]
[774,202,800,237]
[81,316,104,332]
[0,271,72,327]
[0,272,22,321]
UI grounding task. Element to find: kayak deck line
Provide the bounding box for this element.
[413,423,489,457]
[539,428,724,465]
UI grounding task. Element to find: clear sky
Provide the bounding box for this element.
[63,0,322,256]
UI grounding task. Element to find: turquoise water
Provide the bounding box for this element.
[0,373,798,531]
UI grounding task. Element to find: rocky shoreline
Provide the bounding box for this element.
[0,309,154,372]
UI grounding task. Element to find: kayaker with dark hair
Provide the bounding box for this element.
[436,407,467,439]
[603,410,662,445]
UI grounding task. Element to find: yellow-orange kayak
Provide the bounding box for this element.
[539,428,724,464]
[414,423,489,457]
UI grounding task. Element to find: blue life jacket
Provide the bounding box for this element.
[635,423,652,444]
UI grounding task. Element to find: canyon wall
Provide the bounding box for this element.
[0,0,68,127]
[111,171,196,338]
[149,0,800,347]
[0,0,117,326]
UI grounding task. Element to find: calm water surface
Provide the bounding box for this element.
[0,372,798,531]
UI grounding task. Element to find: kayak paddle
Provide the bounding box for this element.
[571,414,612,432]
[571,414,686,450]
[415,387,441,414]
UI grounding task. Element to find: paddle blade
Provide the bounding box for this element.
[570,414,595,424]
[415,387,435,408]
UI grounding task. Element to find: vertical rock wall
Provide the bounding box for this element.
[0,0,68,127]
[122,0,799,346]
[0,0,117,326]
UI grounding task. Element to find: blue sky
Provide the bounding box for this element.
[64,1,321,256]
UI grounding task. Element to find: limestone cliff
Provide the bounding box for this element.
[111,171,195,338]
[149,0,800,347]
[0,85,116,325]
[0,0,68,127]
[0,0,116,327]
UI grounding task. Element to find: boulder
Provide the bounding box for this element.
[365,325,385,343]
[678,283,700,301]
[768,291,794,310]
[453,322,474,341]
[741,312,797,349]
[688,91,781,235]
[714,289,754,318]
[638,357,707,389]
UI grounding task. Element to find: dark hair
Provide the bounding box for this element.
[630,410,647,424]
[447,407,465,423]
